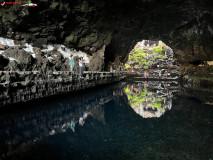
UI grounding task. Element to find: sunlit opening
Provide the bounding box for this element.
[124,40,180,118]
[125,40,179,79]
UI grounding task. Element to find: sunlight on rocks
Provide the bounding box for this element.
[125,40,180,80]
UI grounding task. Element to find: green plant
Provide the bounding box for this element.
[144,66,148,69]
[125,65,131,69]
[141,59,146,65]
[128,55,133,61]
[143,88,148,92]
[127,42,170,71]
[128,94,132,100]
[153,45,163,54]
[153,102,162,108]
[125,88,130,93]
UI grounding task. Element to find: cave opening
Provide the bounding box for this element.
[124,40,180,80]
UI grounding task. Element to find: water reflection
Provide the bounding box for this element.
[0,81,180,159]
[0,83,124,159]
[124,81,179,118]
[0,81,212,160]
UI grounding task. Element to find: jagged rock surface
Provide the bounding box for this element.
[0,0,213,74]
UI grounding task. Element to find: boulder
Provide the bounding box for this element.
[33,47,40,54]
[49,50,63,61]
[7,60,19,71]
[33,38,47,48]
[2,48,34,71]
[35,54,49,71]
[47,36,56,44]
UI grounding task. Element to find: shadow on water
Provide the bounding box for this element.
[0,81,213,160]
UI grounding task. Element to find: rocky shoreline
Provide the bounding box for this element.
[0,37,119,106]
[0,71,125,107]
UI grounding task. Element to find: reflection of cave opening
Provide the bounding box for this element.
[125,40,180,79]
[124,81,179,118]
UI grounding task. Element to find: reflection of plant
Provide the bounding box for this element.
[124,84,169,118]
[153,102,162,108]
[156,97,166,101]
[132,94,145,102]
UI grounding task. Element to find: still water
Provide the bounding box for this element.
[0,81,212,160]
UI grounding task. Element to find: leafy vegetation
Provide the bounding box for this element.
[144,66,148,69]
[153,45,163,54]
[125,88,130,93]
[125,43,167,70]
[125,65,131,69]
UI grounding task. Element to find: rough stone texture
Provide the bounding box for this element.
[0,0,213,73]
[0,71,125,106]
[0,45,71,72]
[2,48,34,70]
[181,64,213,78]
[34,54,50,71]
[7,60,19,71]
[89,45,105,71]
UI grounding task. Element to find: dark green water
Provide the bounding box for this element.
[0,81,212,160]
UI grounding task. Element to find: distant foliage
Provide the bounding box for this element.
[125,64,131,69]
[153,45,163,54]
[127,43,167,70]
[144,66,148,69]
[125,88,130,93]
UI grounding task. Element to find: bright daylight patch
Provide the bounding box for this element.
[125,40,179,79]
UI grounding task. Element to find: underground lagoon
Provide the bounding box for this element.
[0,0,213,159]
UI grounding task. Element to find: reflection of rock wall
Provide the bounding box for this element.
[0,71,125,107]
[0,82,125,159]
[179,86,213,105]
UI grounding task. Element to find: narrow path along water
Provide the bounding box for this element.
[0,81,212,160]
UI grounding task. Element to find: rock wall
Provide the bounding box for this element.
[0,0,213,73]
[0,71,125,107]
